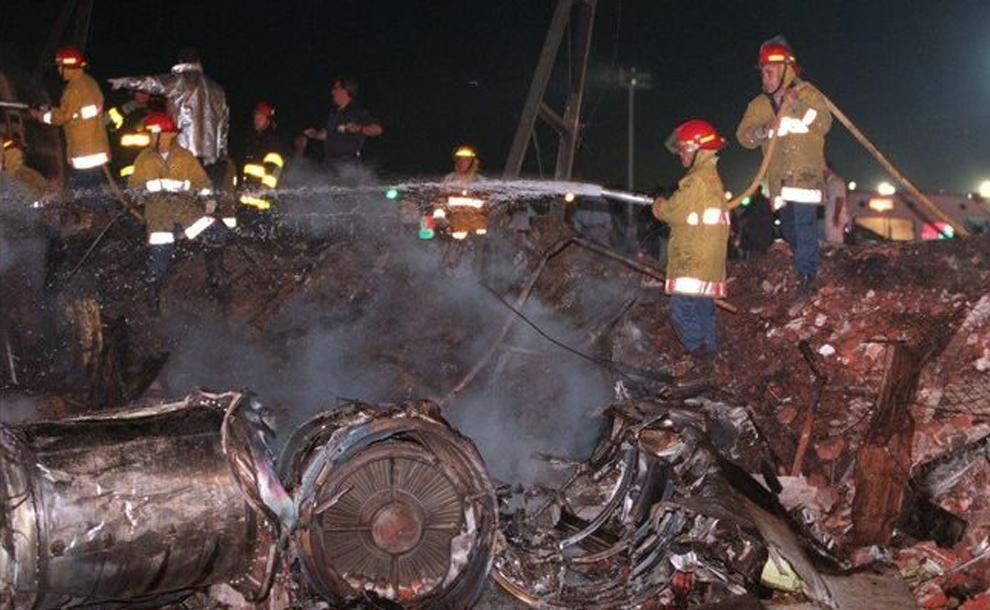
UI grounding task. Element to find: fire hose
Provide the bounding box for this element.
[821,93,968,236]
[594,84,968,237]
[100,163,144,222]
[2,99,143,222]
[591,99,793,211]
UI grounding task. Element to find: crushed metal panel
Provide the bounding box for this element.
[0,391,280,609]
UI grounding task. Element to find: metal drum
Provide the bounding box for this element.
[0,392,278,609]
[282,400,498,608]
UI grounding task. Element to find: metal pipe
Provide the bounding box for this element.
[0,392,279,609]
[627,79,634,192]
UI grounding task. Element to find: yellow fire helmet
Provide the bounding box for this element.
[452,145,477,160]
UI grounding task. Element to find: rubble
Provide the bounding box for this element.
[2,187,990,607]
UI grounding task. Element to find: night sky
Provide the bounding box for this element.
[4,1,990,194]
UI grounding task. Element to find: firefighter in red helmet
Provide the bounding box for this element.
[30,46,112,195]
[736,36,832,293]
[238,100,284,236]
[653,119,730,381]
[129,111,219,314]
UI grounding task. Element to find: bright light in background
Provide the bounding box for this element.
[877,181,896,196]
[868,197,895,212]
[385,188,399,200]
[741,196,752,206]
[564,192,576,203]
[979,180,990,199]
[847,181,857,191]
[724,191,733,200]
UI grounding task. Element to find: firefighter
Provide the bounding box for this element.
[128,112,220,314]
[2,137,48,201]
[238,100,284,236]
[443,145,480,184]
[29,46,111,193]
[652,119,730,380]
[433,145,488,239]
[736,37,832,293]
[105,90,157,179]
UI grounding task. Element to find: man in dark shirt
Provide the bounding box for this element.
[302,77,382,182]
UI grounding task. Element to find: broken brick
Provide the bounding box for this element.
[776,405,798,425]
[815,437,845,461]
[961,592,990,610]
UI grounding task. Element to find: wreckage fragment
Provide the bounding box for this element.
[281,400,498,608]
[493,399,782,609]
[852,343,921,545]
[0,391,280,609]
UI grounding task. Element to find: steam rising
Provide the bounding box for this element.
[3,169,629,486]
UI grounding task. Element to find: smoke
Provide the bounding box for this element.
[173,188,634,485]
[0,177,47,274]
[0,394,42,423]
[21,165,641,488]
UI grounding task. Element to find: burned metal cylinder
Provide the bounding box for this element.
[282,400,498,608]
[0,392,278,609]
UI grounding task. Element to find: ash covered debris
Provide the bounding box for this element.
[489,395,920,609]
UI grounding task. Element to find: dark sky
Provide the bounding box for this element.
[5,1,990,194]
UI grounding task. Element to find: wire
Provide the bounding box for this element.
[479,282,669,384]
[578,0,623,140]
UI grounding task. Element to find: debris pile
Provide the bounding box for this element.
[3,188,990,607]
[493,398,777,608]
[630,237,990,608]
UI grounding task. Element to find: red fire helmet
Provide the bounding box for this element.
[253,100,275,118]
[758,41,798,68]
[54,46,87,68]
[143,111,178,134]
[672,119,726,152]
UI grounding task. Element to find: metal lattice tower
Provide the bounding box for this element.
[503,0,597,180]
